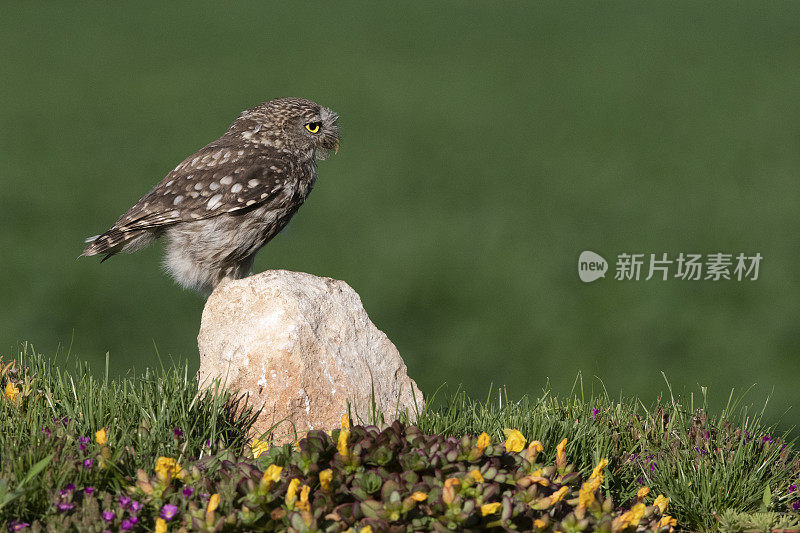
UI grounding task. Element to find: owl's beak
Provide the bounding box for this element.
[326,136,340,154]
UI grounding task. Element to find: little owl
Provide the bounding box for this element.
[82,97,339,295]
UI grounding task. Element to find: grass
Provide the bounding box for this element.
[1,346,799,531]
[419,383,800,530]
[0,344,259,520]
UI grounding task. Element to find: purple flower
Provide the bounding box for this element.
[636,477,644,485]
[129,500,142,512]
[56,502,75,512]
[84,486,94,495]
[160,504,179,520]
[592,408,600,419]
[182,486,194,498]
[696,447,707,456]
[66,483,75,491]
[173,428,183,438]
[705,431,710,440]
[764,435,773,443]
[650,463,656,472]
[791,485,797,492]
[61,416,71,427]
[102,510,115,522]
[78,436,90,451]
[128,517,138,525]
[59,483,75,497]
[83,459,93,469]
[41,427,51,438]
[205,438,212,447]
[118,495,130,509]
[793,501,800,511]
[8,520,30,531]
[120,519,132,531]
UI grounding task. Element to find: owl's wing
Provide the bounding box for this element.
[114,146,296,232]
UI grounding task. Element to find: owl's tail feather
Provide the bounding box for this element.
[81,228,156,259]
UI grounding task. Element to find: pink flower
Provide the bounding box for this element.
[160,504,178,521]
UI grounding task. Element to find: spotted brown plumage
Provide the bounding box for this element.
[82,97,339,294]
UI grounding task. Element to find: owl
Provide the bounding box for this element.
[82,97,339,295]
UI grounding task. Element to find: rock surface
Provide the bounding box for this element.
[197,270,423,442]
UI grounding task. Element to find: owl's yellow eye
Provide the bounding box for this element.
[305,122,321,134]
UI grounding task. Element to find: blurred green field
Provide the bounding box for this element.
[1,3,799,428]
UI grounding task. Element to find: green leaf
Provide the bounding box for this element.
[761,485,771,510]
[0,452,55,510]
[19,453,55,486]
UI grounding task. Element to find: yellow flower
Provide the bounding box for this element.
[476,432,491,451]
[155,457,182,481]
[442,477,460,505]
[410,491,428,502]
[260,464,282,490]
[528,475,550,487]
[589,458,609,482]
[469,469,484,483]
[533,518,546,528]
[207,493,220,513]
[578,481,596,508]
[296,484,311,511]
[549,486,569,505]
[480,502,502,516]
[264,464,283,483]
[503,429,526,452]
[525,440,544,462]
[319,468,333,491]
[205,493,220,524]
[617,503,646,528]
[636,486,649,499]
[251,438,269,458]
[155,518,167,533]
[555,438,568,469]
[337,428,350,457]
[4,382,19,403]
[359,527,373,533]
[286,478,300,506]
[629,502,646,522]
[341,414,350,428]
[660,515,677,526]
[654,494,669,513]
[95,428,107,446]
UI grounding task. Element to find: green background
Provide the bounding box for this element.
[1,3,798,427]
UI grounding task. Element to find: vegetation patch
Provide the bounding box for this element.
[1,348,799,532]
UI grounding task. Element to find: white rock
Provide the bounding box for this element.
[197,270,423,442]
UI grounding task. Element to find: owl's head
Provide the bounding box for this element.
[237,97,339,159]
